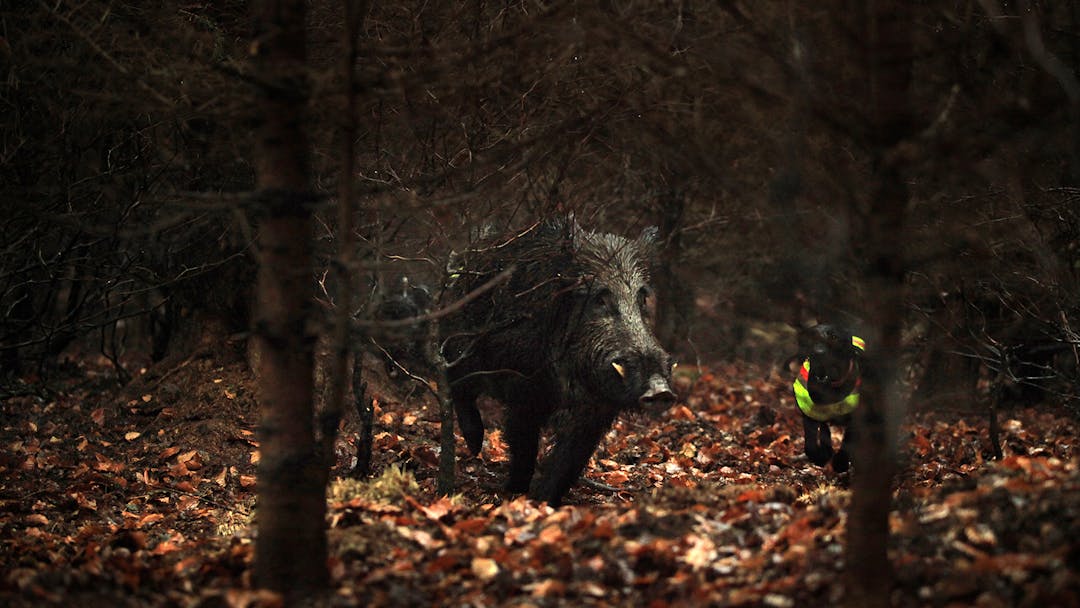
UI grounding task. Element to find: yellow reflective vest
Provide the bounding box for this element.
[792,335,864,422]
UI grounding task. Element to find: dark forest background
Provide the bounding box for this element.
[4,1,1078,406]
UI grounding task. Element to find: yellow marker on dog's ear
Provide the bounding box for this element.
[851,336,865,351]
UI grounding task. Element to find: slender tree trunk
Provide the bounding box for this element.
[250,0,328,595]
[320,0,366,474]
[655,183,693,353]
[430,319,457,495]
[845,3,913,607]
[352,367,373,477]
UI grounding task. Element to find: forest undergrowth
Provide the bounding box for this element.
[1,351,1077,607]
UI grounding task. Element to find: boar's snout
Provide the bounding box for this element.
[610,353,676,407]
[639,374,675,406]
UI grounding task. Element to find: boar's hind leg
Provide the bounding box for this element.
[529,410,619,507]
[503,403,548,494]
[451,382,485,456]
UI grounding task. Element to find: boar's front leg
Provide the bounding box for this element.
[450,380,485,456]
[529,407,619,507]
[503,397,552,494]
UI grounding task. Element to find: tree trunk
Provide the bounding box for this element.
[319,0,365,477]
[654,184,694,355]
[352,364,373,477]
[845,3,913,607]
[429,319,457,495]
[250,0,328,595]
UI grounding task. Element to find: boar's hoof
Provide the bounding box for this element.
[639,374,675,406]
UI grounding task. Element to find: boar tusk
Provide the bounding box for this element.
[672,362,678,371]
[612,361,626,378]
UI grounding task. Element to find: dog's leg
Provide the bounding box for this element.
[802,416,834,466]
[833,422,855,473]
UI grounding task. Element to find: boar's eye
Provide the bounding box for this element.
[591,288,617,315]
[637,286,653,312]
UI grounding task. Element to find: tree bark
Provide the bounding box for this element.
[250,0,328,595]
[429,319,457,495]
[845,3,913,607]
[352,365,373,478]
[654,184,694,354]
[320,0,366,476]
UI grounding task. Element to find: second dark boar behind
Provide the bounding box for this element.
[441,217,675,506]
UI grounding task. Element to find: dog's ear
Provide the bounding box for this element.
[796,323,825,354]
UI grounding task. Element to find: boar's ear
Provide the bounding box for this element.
[637,226,662,258]
[639,226,659,244]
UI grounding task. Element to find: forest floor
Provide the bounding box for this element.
[1,347,1078,607]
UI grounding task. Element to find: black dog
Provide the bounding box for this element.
[792,324,866,472]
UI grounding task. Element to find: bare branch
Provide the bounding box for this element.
[36,0,173,107]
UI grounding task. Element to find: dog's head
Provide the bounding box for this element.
[797,324,865,394]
